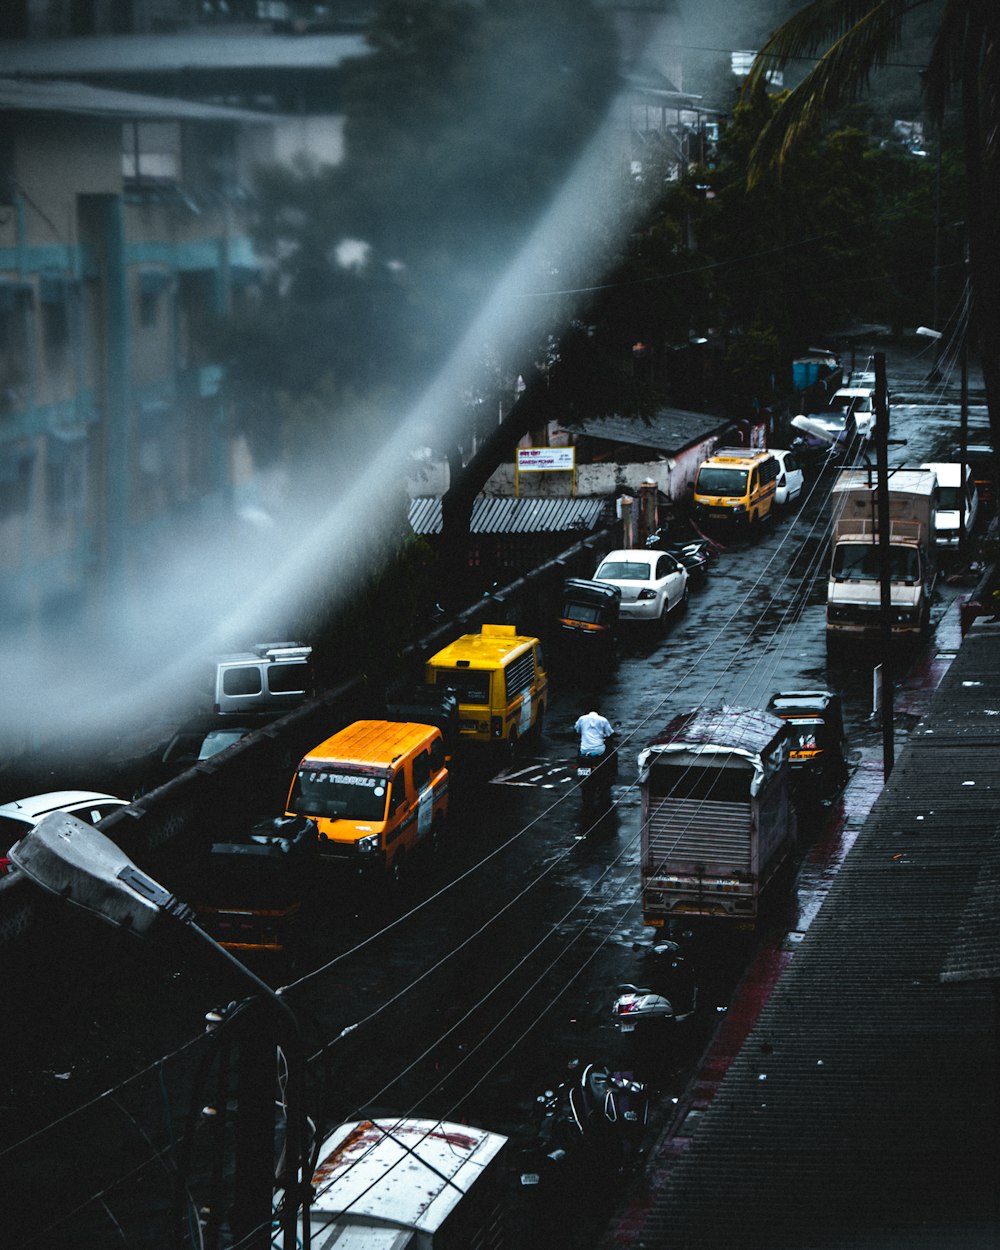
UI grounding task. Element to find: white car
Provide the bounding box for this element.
[0,790,129,872]
[593,548,689,626]
[770,448,805,506]
[920,461,979,545]
[828,385,875,438]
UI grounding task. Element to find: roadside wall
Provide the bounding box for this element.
[0,525,615,956]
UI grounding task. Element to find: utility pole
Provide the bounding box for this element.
[874,352,895,778]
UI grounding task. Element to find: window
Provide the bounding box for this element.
[222,666,263,697]
[0,282,29,408]
[390,769,407,814]
[122,122,180,185]
[696,467,748,496]
[46,429,88,523]
[412,749,431,791]
[138,268,172,328]
[504,651,535,700]
[596,560,651,580]
[0,446,34,520]
[436,667,490,704]
[291,768,389,821]
[267,662,308,696]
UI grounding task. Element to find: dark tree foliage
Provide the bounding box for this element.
[233,0,620,408]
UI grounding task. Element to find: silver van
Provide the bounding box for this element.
[213,642,312,716]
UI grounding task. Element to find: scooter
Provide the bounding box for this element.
[575,744,618,811]
[612,941,698,1034]
[567,1062,650,1176]
[518,1060,649,1186]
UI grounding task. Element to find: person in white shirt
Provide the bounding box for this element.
[575,710,615,757]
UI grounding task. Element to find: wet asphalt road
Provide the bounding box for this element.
[2,343,989,1249]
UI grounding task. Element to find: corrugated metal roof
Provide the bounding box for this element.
[0,75,275,123]
[619,619,1000,1249]
[0,32,367,75]
[570,408,731,456]
[408,496,610,536]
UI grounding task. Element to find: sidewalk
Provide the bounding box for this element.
[600,589,979,1248]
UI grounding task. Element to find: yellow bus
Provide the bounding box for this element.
[424,623,547,757]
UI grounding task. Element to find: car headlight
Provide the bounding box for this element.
[731,503,746,512]
[357,833,380,854]
[636,588,657,600]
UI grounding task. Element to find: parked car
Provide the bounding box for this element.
[827,385,875,438]
[593,548,689,626]
[920,461,979,545]
[141,715,263,792]
[770,448,805,507]
[0,790,129,874]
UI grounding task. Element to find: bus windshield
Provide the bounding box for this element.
[696,467,748,496]
[290,768,389,820]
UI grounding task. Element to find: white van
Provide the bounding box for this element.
[920,461,979,545]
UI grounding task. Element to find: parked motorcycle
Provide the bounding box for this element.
[519,1060,650,1188]
[664,538,717,580]
[612,941,698,1034]
[644,531,718,580]
[568,1062,650,1177]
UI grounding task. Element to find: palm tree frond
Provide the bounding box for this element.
[745,0,915,186]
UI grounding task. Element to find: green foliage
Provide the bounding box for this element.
[723,325,784,405]
[696,86,885,351]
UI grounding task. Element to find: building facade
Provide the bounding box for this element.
[0,81,274,633]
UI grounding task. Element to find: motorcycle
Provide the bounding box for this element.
[575,743,618,812]
[644,531,718,580]
[568,1062,650,1176]
[518,1060,650,1188]
[612,941,698,1034]
[663,538,717,580]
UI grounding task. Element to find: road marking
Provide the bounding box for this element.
[490,759,576,788]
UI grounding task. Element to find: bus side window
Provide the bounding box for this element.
[429,739,445,773]
[412,750,431,791]
[390,769,407,814]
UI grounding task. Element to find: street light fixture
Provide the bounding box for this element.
[8,811,311,1250]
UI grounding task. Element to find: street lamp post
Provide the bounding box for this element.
[9,811,311,1250]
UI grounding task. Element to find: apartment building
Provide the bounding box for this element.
[0,78,275,632]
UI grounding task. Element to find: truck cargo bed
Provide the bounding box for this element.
[645,798,752,875]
